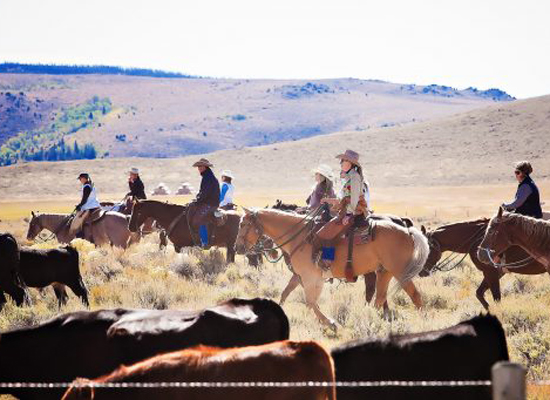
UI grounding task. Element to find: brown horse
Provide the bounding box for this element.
[420,218,546,310]
[27,212,138,248]
[129,200,241,263]
[235,208,429,329]
[479,207,550,272]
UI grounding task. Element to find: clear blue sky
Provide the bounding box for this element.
[1,0,549,98]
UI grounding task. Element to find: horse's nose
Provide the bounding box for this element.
[477,247,489,264]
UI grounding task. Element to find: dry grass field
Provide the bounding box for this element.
[1,187,550,399]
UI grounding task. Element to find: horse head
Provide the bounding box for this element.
[478,206,512,265]
[128,200,146,233]
[26,211,43,241]
[418,225,443,277]
[235,207,263,255]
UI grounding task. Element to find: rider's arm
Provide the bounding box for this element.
[349,173,362,212]
[220,183,229,202]
[502,184,532,210]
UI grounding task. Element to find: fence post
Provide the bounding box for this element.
[492,361,526,400]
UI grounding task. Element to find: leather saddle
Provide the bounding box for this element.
[213,209,229,227]
[84,209,107,225]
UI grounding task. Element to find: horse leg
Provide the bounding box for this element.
[374,268,392,310]
[280,273,301,305]
[301,276,336,330]
[401,280,423,308]
[475,278,491,310]
[364,272,377,304]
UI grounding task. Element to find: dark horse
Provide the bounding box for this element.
[420,218,546,309]
[129,200,241,263]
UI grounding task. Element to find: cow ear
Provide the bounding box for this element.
[421,225,427,235]
[497,206,504,219]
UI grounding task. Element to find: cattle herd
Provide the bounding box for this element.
[0,228,510,399]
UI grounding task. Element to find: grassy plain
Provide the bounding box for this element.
[0,186,549,399]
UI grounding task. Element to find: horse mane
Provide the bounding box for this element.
[433,218,489,232]
[503,212,550,250]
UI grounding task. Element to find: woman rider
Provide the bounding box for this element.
[219,170,235,210]
[313,150,368,275]
[502,161,543,218]
[306,164,336,210]
[69,173,101,236]
[127,167,147,201]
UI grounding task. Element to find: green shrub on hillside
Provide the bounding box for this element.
[0,97,111,166]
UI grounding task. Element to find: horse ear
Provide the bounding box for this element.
[497,206,504,219]
[421,225,427,235]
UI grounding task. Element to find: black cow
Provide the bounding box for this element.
[331,314,509,400]
[0,297,290,400]
[0,232,27,310]
[19,246,89,307]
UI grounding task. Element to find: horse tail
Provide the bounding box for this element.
[400,227,430,285]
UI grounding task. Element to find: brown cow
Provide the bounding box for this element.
[62,340,336,400]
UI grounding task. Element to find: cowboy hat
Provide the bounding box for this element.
[221,169,234,179]
[128,167,140,175]
[336,149,361,166]
[311,164,334,180]
[192,158,214,168]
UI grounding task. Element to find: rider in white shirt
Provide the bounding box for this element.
[69,173,101,236]
[219,170,235,210]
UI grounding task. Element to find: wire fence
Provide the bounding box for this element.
[0,379,549,389]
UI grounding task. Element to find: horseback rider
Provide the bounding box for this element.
[127,167,147,201]
[312,150,369,279]
[502,161,543,219]
[189,158,220,248]
[306,164,336,210]
[69,173,101,236]
[219,170,235,210]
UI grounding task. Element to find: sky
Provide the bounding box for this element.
[1,0,549,99]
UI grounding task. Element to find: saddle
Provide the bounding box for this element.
[84,209,107,225]
[313,216,376,282]
[213,209,229,227]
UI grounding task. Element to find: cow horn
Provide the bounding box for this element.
[497,206,504,219]
[242,206,252,215]
[31,211,35,217]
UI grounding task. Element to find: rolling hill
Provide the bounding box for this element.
[0,94,547,201]
[0,72,513,163]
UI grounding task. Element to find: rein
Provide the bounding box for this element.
[430,224,487,273]
[245,206,323,263]
[34,212,75,243]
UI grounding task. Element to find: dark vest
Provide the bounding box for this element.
[515,176,543,218]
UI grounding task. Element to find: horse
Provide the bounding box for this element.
[128,200,241,263]
[419,219,546,309]
[27,211,138,249]
[478,207,550,272]
[235,208,429,329]
[267,202,415,307]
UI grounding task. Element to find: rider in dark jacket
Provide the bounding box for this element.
[127,167,147,200]
[502,161,543,219]
[190,158,220,248]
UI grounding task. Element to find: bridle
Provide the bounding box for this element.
[478,217,534,269]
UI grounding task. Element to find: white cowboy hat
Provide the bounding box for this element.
[221,170,235,179]
[311,164,334,180]
[128,167,140,175]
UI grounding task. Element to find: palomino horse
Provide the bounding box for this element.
[420,219,546,310]
[479,207,550,272]
[27,211,138,248]
[235,208,429,329]
[128,200,241,263]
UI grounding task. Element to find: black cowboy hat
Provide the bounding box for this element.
[77,173,90,180]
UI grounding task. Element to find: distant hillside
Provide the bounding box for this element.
[0,71,514,163]
[0,63,196,78]
[1,94,547,200]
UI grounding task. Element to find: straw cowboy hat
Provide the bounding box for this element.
[221,170,235,179]
[192,158,214,168]
[336,149,361,166]
[128,167,140,175]
[311,164,334,180]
